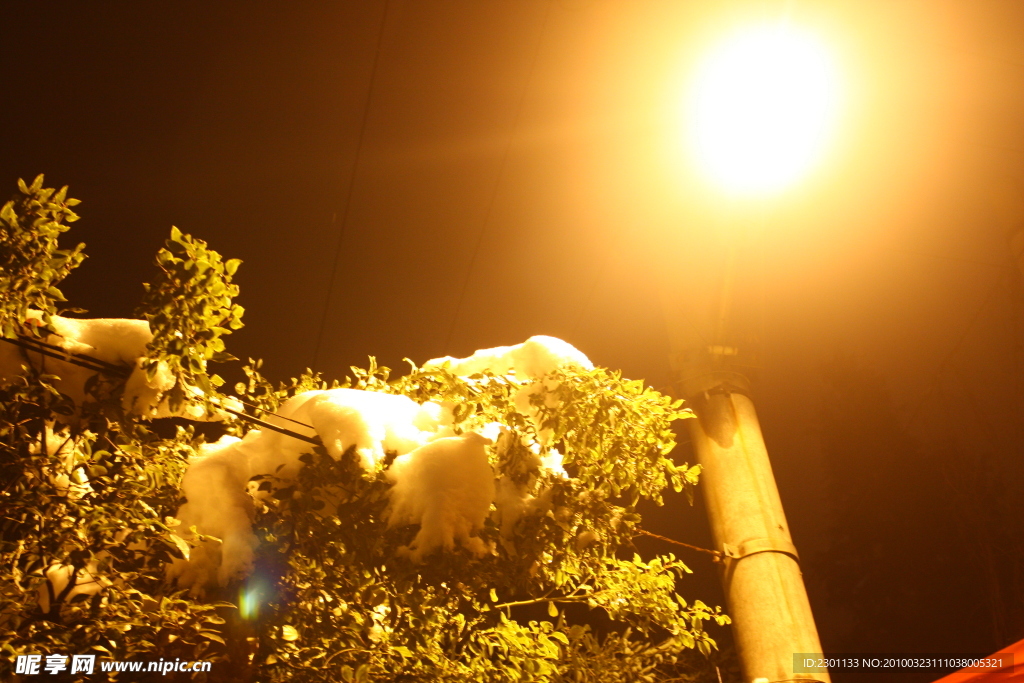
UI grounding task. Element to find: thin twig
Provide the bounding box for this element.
[493,594,590,611]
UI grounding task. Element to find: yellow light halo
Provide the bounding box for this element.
[687,22,839,196]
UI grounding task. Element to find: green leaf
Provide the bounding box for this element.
[199,631,226,645]
[168,533,190,560]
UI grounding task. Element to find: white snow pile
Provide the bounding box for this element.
[386,432,495,562]
[0,311,207,419]
[170,435,257,590]
[171,335,590,591]
[170,389,460,589]
[423,335,592,379]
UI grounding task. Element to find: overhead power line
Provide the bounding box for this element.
[905,260,1012,427]
[442,2,553,353]
[0,335,321,447]
[312,0,392,371]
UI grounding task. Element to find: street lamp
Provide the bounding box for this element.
[672,21,839,683]
[687,22,838,196]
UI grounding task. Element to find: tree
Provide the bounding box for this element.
[0,176,727,681]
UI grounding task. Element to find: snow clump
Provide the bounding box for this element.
[424,335,592,378]
[170,435,256,589]
[385,432,495,562]
[170,389,467,589]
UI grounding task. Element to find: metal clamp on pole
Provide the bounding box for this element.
[673,366,751,397]
[722,537,800,565]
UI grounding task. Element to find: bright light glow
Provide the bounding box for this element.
[687,23,839,196]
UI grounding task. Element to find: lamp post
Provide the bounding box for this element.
[672,22,838,683]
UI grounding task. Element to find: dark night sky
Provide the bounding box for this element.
[5,1,1024,679]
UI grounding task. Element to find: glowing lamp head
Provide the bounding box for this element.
[687,23,839,196]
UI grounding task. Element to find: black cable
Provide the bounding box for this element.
[906,262,1011,427]
[231,397,316,430]
[0,336,320,446]
[12,335,129,375]
[442,1,553,353]
[218,406,319,446]
[1,336,129,378]
[312,0,391,371]
[634,528,722,560]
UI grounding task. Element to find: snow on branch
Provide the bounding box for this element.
[170,336,594,592]
[424,335,593,378]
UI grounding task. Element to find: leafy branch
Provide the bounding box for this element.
[0,174,85,338]
[137,226,244,411]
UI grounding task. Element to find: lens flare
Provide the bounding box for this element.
[687,22,839,196]
[239,573,273,620]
